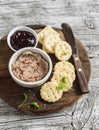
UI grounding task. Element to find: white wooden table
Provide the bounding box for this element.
[0,0,99,129]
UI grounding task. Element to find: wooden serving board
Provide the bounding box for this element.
[0,25,91,115]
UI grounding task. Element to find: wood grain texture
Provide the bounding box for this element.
[0,0,99,130]
[0,25,91,115]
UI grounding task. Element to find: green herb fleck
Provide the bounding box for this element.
[31,102,39,109]
[18,93,39,109]
[18,93,28,108]
[61,76,67,83]
[62,52,67,55]
[58,84,64,90]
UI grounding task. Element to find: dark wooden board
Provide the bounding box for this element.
[0,25,91,115]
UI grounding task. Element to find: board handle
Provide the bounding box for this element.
[73,54,89,93]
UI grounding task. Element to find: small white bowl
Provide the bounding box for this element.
[7,26,38,51]
[8,47,52,88]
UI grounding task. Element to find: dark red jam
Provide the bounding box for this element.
[10,30,36,50]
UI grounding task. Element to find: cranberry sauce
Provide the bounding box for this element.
[10,30,36,50]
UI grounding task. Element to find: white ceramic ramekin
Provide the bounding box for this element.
[7,26,38,51]
[8,47,52,88]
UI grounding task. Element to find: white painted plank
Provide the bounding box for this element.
[0,0,99,130]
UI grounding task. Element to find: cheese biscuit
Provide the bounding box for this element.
[40,82,63,102]
[55,41,72,61]
[54,61,76,81]
[42,45,50,53]
[51,71,73,92]
[43,34,61,53]
[38,25,59,45]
